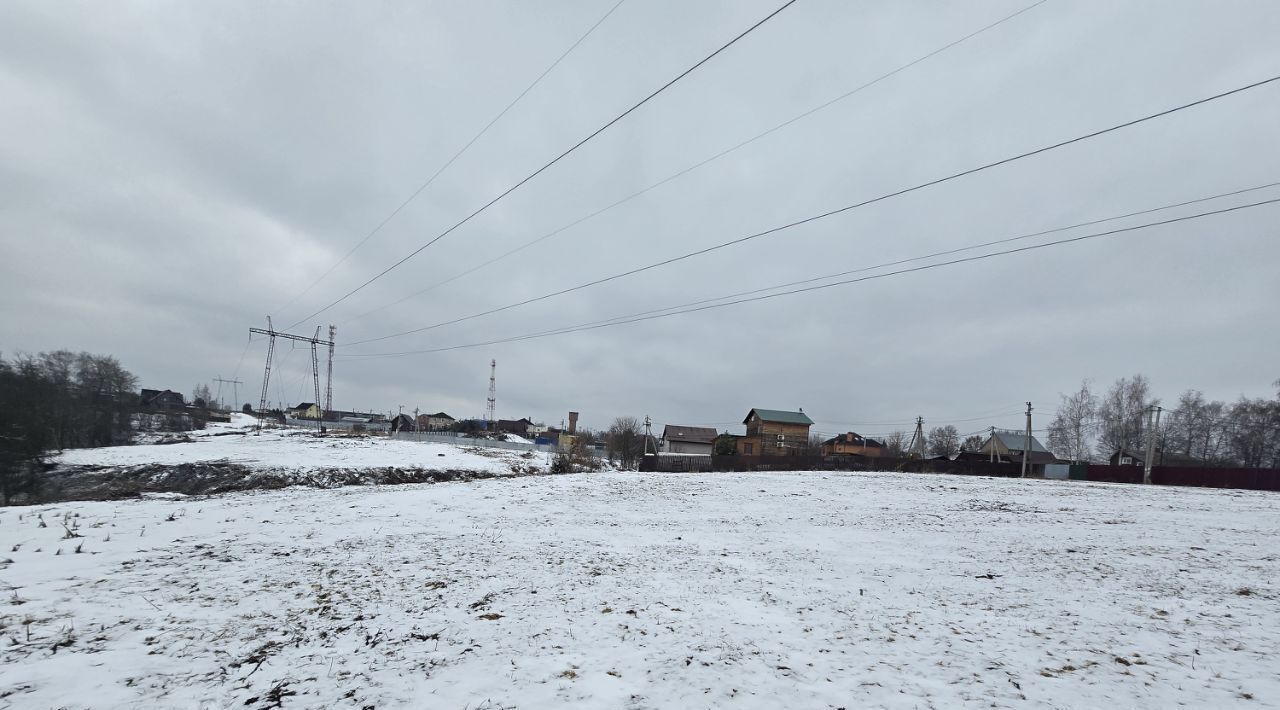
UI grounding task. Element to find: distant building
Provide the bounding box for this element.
[736,408,814,456]
[662,425,718,455]
[979,430,1059,473]
[288,402,321,420]
[139,389,185,411]
[390,413,415,432]
[497,418,534,436]
[1109,447,1207,468]
[821,432,884,457]
[414,412,455,431]
[1109,448,1144,466]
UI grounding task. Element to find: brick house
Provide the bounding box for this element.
[415,412,455,431]
[821,432,884,457]
[736,408,814,456]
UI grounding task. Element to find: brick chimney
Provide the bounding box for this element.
[568,411,579,434]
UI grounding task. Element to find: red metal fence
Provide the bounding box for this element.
[638,455,1280,492]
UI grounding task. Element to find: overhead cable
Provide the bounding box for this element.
[338,196,1280,358]
[273,0,628,319]
[287,0,801,329]
[342,0,1052,323]
[345,74,1280,346]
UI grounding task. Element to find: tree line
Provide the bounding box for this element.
[0,350,139,504]
[1046,375,1280,468]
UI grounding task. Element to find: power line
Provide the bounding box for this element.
[376,180,1278,343]
[286,0,800,330]
[345,73,1280,346]
[337,196,1280,358]
[341,0,1052,324]
[273,0,628,319]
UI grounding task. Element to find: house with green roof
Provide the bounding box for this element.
[737,408,814,456]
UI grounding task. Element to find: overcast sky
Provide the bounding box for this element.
[2,0,1278,438]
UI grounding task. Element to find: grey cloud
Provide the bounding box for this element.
[2,0,1278,437]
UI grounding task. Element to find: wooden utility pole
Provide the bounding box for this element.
[989,426,996,463]
[1021,402,1033,478]
[910,417,926,459]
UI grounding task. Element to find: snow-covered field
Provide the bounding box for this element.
[56,414,547,476]
[2,471,1278,708]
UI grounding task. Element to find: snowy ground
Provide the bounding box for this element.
[2,471,1278,708]
[32,415,550,502]
[56,414,547,476]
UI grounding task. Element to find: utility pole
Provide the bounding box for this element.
[486,359,497,429]
[310,327,322,434]
[1143,405,1162,484]
[249,318,334,435]
[910,416,925,459]
[990,425,996,463]
[1021,402,1033,478]
[643,415,654,456]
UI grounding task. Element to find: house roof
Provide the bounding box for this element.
[991,430,1050,454]
[425,412,454,419]
[743,408,814,426]
[662,425,718,444]
[822,432,883,447]
[292,403,316,410]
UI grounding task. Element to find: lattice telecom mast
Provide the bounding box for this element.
[486,359,497,427]
[324,325,336,417]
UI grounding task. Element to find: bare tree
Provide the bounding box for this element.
[883,431,907,457]
[1225,396,1280,469]
[192,383,214,409]
[1,350,139,503]
[1047,379,1098,463]
[960,434,984,453]
[606,416,645,470]
[927,425,959,458]
[1095,374,1155,459]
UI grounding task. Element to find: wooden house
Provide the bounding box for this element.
[978,430,1059,474]
[736,408,814,456]
[662,425,717,455]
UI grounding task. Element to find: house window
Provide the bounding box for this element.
[1121,456,1132,465]
[744,443,754,455]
